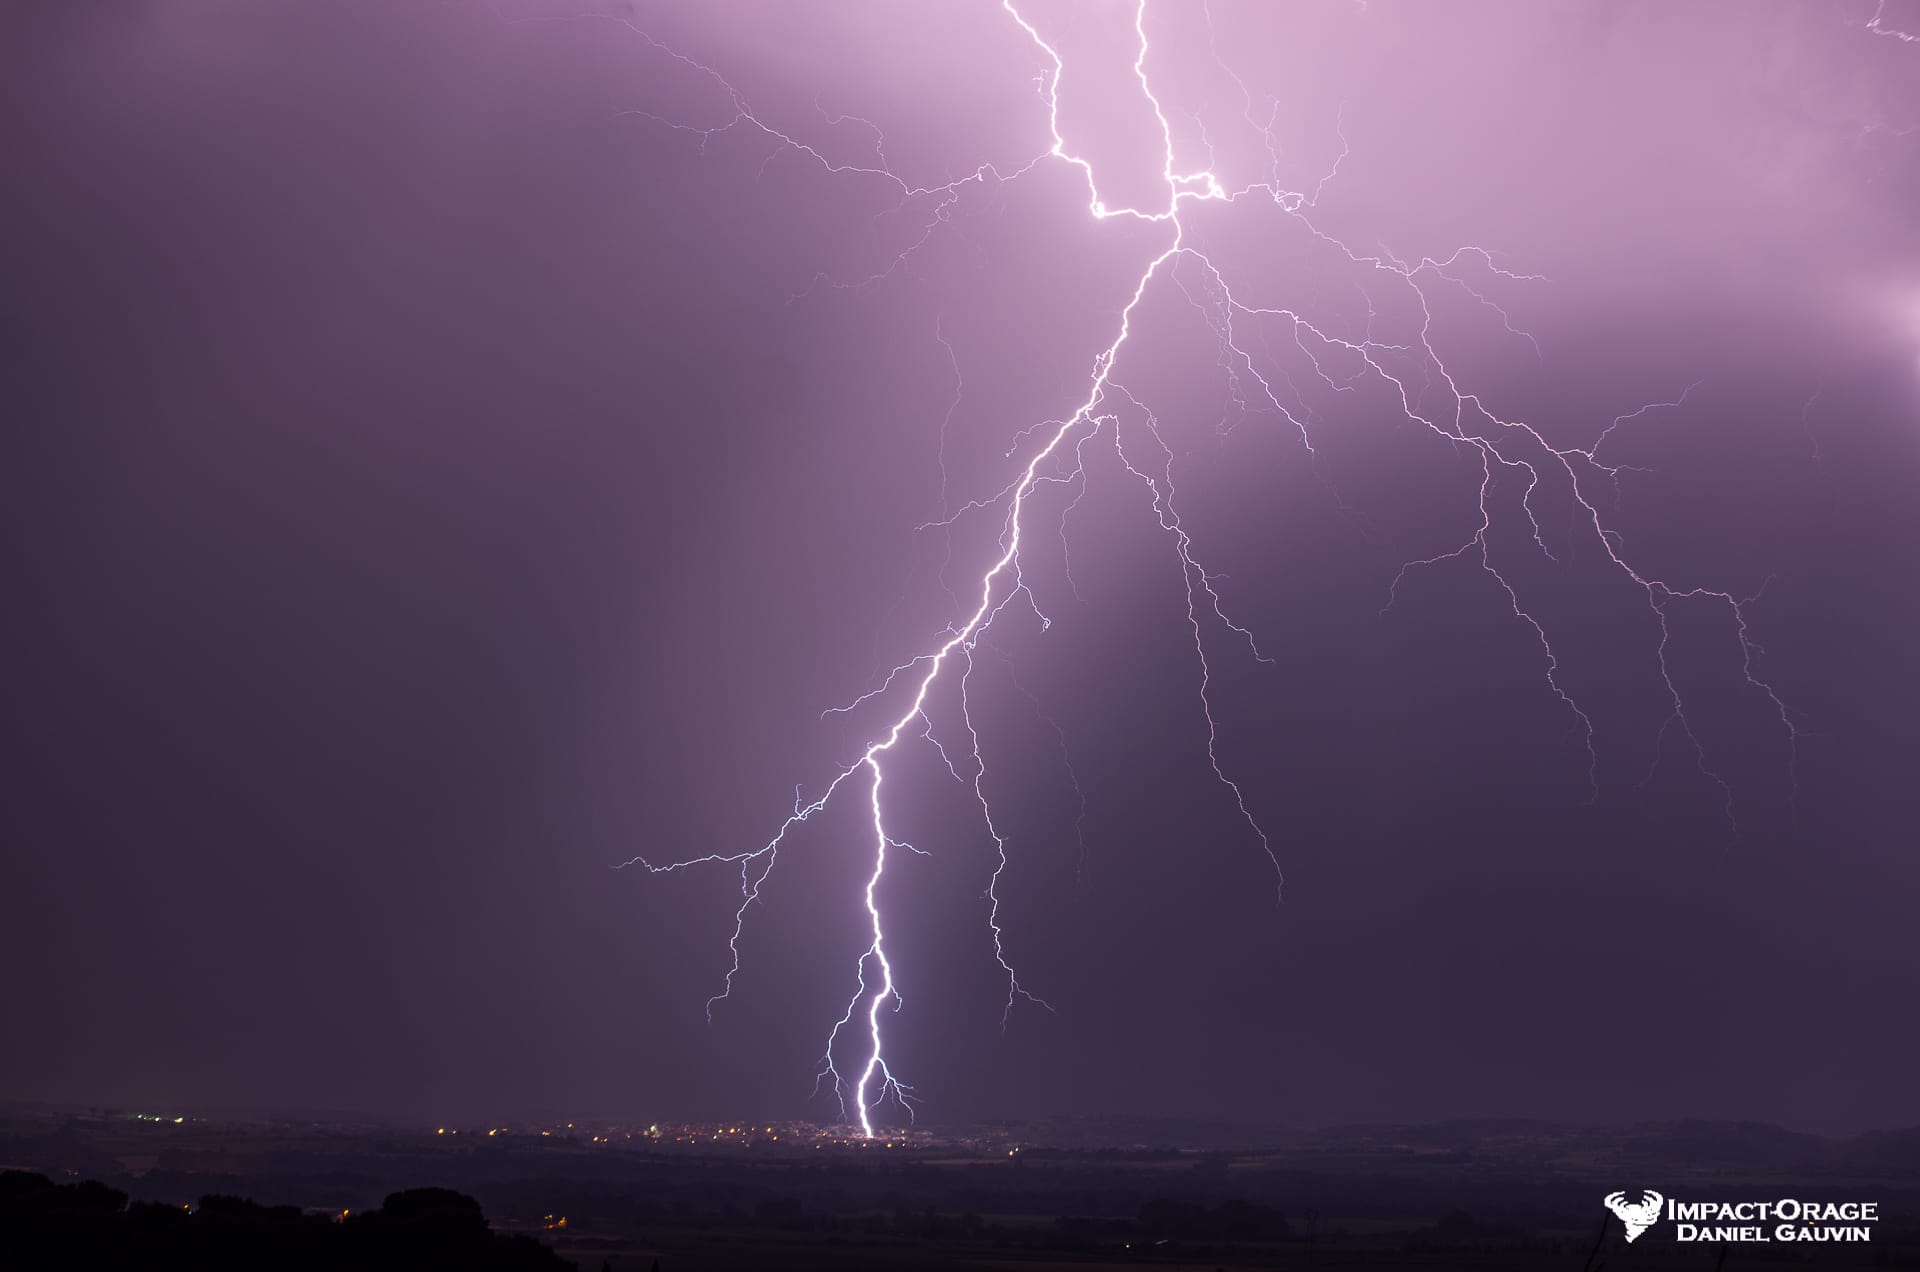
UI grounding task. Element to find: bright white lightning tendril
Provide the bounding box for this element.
[1867,0,1920,42]
[600,1,1801,1138]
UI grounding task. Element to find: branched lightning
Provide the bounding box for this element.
[1867,0,1920,42]
[597,1,1804,1137]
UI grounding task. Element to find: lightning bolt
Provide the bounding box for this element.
[593,1,1802,1137]
[1867,0,1920,42]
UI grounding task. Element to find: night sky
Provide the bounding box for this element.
[6,0,1918,1136]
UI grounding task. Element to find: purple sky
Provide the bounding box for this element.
[6,0,1919,1134]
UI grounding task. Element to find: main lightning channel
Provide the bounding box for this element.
[607,0,1801,1139]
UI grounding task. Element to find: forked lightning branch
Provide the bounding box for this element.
[608,1,1802,1137]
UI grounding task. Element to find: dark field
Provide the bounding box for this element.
[4,1109,1917,1269]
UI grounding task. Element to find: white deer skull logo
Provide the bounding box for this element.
[1604,1190,1664,1243]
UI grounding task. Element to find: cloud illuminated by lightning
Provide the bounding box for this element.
[597,1,1802,1138]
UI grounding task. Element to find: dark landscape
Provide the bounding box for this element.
[5,1107,1919,1269]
